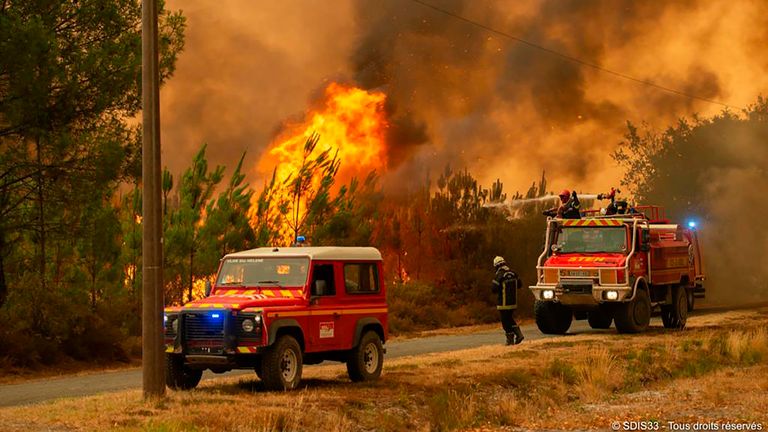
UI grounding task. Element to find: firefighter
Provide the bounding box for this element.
[543,189,581,219]
[492,256,524,345]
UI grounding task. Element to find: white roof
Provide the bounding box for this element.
[224,246,382,261]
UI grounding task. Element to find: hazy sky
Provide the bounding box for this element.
[161,0,768,196]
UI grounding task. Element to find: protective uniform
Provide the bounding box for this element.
[492,257,524,345]
[543,190,581,219]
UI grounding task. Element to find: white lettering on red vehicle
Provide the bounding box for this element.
[319,322,334,339]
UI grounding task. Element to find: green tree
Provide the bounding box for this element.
[0,0,185,314]
[199,153,256,272]
[613,98,768,303]
[165,145,224,304]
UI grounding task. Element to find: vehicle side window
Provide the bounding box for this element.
[311,264,335,296]
[343,263,379,294]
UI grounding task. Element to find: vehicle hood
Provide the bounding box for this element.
[176,288,305,311]
[545,253,627,268]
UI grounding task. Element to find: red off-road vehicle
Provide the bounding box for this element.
[163,246,388,390]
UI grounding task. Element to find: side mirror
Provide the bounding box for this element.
[204,280,212,297]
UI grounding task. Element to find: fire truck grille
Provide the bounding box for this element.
[184,312,225,354]
[561,283,592,294]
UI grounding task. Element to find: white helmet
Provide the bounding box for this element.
[493,256,506,267]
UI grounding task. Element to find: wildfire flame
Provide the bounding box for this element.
[252,82,389,244]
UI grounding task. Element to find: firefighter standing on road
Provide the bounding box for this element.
[492,256,524,345]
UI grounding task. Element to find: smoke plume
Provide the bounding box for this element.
[162,0,768,194]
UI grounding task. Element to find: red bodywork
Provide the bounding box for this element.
[531,206,705,305]
[164,251,388,357]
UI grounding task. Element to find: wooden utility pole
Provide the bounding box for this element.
[142,0,165,398]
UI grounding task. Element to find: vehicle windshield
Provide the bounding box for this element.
[216,257,309,287]
[555,227,627,254]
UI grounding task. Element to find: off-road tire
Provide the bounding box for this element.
[534,300,573,335]
[587,309,613,329]
[165,354,203,390]
[687,288,695,312]
[347,330,384,382]
[614,286,651,334]
[254,358,263,380]
[661,286,688,329]
[261,335,303,391]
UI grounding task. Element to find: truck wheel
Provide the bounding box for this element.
[662,286,688,329]
[687,288,695,312]
[614,287,651,334]
[587,309,613,329]
[165,354,203,390]
[261,335,303,391]
[534,300,572,335]
[347,330,384,382]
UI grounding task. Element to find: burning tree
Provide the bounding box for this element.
[249,83,388,245]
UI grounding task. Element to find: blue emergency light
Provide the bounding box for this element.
[210,313,220,319]
[687,221,697,229]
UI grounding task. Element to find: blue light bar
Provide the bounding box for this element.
[211,313,220,319]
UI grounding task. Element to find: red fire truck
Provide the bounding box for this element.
[529,206,705,334]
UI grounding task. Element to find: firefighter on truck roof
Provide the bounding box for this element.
[492,256,524,345]
[543,189,581,219]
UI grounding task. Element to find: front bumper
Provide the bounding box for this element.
[164,309,265,358]
[530,282,632,305]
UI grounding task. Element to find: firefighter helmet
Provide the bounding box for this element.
[559,189,571,200]
[493,256,506,267]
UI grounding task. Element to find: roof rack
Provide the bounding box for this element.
[579,205,669,224]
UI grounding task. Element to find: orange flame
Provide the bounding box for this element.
[252,82,389,244]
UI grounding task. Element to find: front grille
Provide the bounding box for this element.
[236,315,263,344]
[184,312,225,354]
[561,283,592,294]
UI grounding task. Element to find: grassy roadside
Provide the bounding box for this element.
[2,310,767,431]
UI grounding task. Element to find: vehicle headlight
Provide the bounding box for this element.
[542,289,555,300]
[605,290,619,300]
[242,318,255,333]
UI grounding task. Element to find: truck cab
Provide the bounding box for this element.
[529,206,704,334]
[163,246,388,391]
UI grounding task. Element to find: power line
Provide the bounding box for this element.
[409,0,741,111]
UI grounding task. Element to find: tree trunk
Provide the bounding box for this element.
[0,232,7,308]
[36,137,47,293]
[188,246,194,303]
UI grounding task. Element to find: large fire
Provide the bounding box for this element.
[251,82,389,244]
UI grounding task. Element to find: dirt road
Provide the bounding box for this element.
[1,305,754,408]
[0,320,599,407]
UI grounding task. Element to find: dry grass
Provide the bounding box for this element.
[2,309,768,431]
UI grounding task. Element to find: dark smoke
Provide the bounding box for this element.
[347,0,768,192]
[622,103,768,305]
[160,0,768,195]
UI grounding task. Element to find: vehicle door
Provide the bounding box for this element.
[336,261,384,350]
[307,262,342,351]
